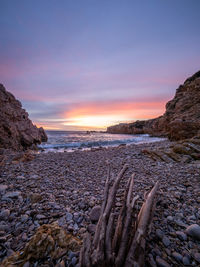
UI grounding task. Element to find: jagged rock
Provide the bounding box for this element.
[0,84,47,150]
[107,71,200,140]
[1,222,81,266]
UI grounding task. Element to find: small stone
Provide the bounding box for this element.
[55,260,65,267]
[0,209,10,220]
[176,231,187,241]
[194,253,200,262]
[182,255,190,265]
[186,224,200,240]
[36,214,45,220]
[0,236,7,242]
[188,241,193,249]
[87,224,96,234]
[68,250,76,260]
[22,233,27,241]
[22,261,30,267]
[21,214,29,223]
[58,216,66,227]
[166,216,173,222]
[30,193,42,203]
[172,252,183,262]
[148,253,156,266]
[66,212,73,222]
[31,174,39,179]
[7,249,14,257]
[151,248,161,257]
[188,215,196,221]
[17,175,25,180]
[0,184,8,193]
[156,229,164,239]
[79,227,86,234]
[156,256,171,267]
[71,256,77,266]
[2,191,21,199]
[162,236,170,247]
[73,212,80,222]
[73,223,79,231]
[0,223,9,232]
[89,205,101,222]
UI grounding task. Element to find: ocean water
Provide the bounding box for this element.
[38,131,165,153]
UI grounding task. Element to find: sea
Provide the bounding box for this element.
[38,131,165,153]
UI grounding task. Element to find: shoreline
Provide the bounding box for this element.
[0,140,200,266]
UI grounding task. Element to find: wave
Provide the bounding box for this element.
[38,135,163,151]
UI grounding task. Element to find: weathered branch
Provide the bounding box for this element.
[79,166,159,267]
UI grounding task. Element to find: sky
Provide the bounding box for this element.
[0,0,200,130]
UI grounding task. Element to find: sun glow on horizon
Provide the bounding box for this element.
[34,99,167,130]
[63,115,128,128]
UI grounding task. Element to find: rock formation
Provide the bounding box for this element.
[0,84,47,150]
[107,70,200,140]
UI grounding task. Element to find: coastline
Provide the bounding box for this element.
[1,140,200,266]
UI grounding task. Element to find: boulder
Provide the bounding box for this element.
[0,84,47,150]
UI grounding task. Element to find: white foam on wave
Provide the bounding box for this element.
[38,131,165,153]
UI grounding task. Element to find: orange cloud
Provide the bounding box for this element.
[62,98,167,129]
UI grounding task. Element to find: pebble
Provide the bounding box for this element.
[89,205,101,222]
[22,261,30,267]
[176,231,187,241]
[21,214,29,223]
[0,184,8,192]
[36,214,46,220]
[30,193,42,203]
[156,256,171,267]
[0,209,10,220]
[87,224,96,233]
[186,224,200,240]
[22,233,28,241]
[2,191,21,199]
[73,223,79,231]
[162,236,170,247]
[194,252,200,262]
[71,256,77,265]
[166,216,173,222]
[182,255,190,265]
[172,251,183,262]
[66,212,73,222]
[156,229,164,239]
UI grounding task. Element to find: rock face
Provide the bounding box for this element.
[0,84,47,150]
[107,71,200,140]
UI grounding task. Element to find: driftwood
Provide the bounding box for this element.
[79,165,159,267]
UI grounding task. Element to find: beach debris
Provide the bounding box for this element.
[79,164,159,267]
[1,222,81,267]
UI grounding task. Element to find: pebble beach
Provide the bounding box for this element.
[0,140,200,266]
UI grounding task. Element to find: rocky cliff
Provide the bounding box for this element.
[107,71,200,140]
[0,84,47,150]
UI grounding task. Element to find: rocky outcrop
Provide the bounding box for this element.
[142,135,200,163]
[0,84,47,150]
[107,71,200,140]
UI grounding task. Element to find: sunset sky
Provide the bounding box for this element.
[1,0,200,130]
